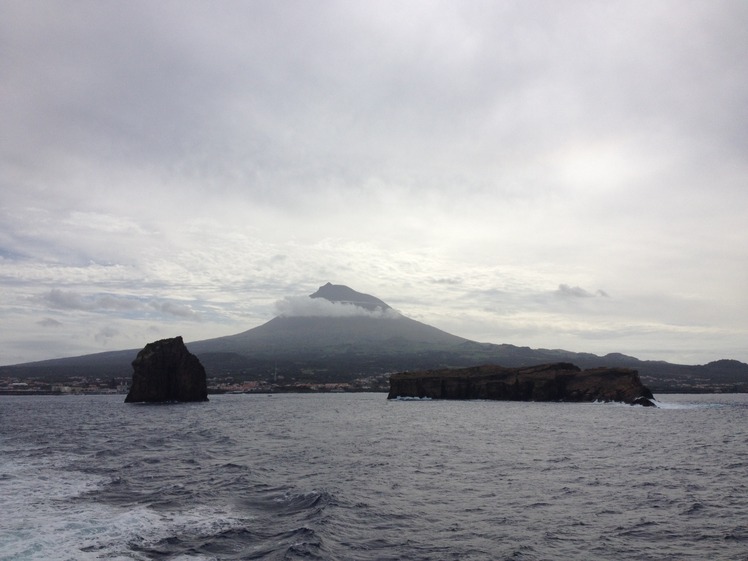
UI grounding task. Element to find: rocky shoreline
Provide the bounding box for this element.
[388,362,657,406]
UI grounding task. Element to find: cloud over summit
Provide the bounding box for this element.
[275,296,400,319]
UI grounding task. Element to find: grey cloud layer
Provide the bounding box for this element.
[7,2,745,201]
[1,1,746,365]
[275,296,400,319]
[39,289,199,319]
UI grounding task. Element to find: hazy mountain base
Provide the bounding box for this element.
[2,338,747,394]
[2,283,747,393]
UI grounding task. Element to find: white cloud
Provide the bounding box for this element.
[274,296,400,319]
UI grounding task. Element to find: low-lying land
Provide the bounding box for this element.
[388,362,657,406]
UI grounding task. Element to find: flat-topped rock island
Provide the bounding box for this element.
[388,362,656,406]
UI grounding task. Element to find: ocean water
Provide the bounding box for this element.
[1,393,747,561]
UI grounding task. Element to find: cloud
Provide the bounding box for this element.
[430,277,463,286]
[0,2,746,365]
[40,289,141,311]
[555,284,595,298]
[40,289,95,310]
[39,289,200,320]
[555,285,610,299]
[275,296,400,319]
[95,326,120,343]
[150,301,199,319]
[37,317,63,328]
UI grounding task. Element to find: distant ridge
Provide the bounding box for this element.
[2,283,747,392]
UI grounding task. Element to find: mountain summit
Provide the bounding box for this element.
[192,283,465,358]
[310,282,391,311]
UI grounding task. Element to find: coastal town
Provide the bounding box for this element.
[0,372,391,396]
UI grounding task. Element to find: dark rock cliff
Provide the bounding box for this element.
[387,363,656,406]
[125,336,208,403]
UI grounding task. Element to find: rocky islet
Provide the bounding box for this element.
[125,336,208,403]
[388,362,656,406]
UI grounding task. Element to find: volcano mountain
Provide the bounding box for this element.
[2,283,747,392]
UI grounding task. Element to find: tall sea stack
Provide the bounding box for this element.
[125,336,208,403]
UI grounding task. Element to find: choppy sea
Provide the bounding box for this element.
[1,392,747,561]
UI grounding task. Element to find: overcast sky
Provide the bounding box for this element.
[2,0,747,366]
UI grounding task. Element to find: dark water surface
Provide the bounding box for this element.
[1,393,747,560]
